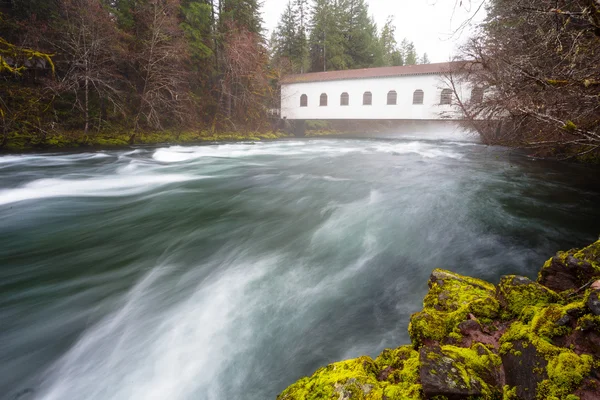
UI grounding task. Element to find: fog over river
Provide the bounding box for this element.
[1,134,599,400]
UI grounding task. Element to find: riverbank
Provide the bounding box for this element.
[0,130,292,152]
[278,240,600,400]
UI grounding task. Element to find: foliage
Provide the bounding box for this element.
[452,0,600,159]
[0,0,275,148]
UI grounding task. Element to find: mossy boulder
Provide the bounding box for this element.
[408,269,500,348]
[496,275,561,318]
[277,347,422,400]
[278,241,600,400]
[419,343,503,400]
[498,301,598,400]
[500,339,548,400]
[538,240,600,293]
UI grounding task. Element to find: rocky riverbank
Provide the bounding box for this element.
[278,240,600,400]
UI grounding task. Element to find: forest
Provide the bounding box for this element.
[0,0,427,150]
[2,0,598,159]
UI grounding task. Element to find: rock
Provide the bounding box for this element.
[409,269,499,348]
[538,240,600,292]
[278,240,600,400]
[277,347,423,400]
[500,340,548,400]
[587,290,600,316]
[496,275,560,317]
[555,314,571,327]
[458,319,481,335]
[419,344,502,400]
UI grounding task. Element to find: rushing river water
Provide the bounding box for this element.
[1,135,599,400]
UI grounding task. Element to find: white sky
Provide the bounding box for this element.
[261,0,486,63]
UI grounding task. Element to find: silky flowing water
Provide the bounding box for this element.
[1,134,599,400]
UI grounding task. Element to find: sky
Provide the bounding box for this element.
[261,0,486,63]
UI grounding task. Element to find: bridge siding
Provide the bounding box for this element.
[281,73,470,121]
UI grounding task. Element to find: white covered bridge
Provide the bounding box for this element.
[280,61,481,122]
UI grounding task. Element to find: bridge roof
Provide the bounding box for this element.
[281,61,466,84]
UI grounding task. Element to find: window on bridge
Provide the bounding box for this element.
[387,90,397,105]
[300,94,308,107]
[413,90,424,105]
[340,92,349,106]
[320,93,328,107]
[440,89,453,105]
[363,91,372,105]
[471,87,484,104]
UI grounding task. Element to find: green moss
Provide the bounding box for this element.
[497,276,560,318]
[503,385,518,399]
[409,269,499,348]
[278,242,600,400]
[536,352,592,399]
[538,240,600,286]
[499,297,595,400]
[576,314,600,331]
[278,346,422,400]
[1,129,291,151]
[426,344,503,398]
[562,120,577,132]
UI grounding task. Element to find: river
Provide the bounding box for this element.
[1,135,599,400]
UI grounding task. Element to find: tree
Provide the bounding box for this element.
[420,53,430,64]
[272,1,300,73]
[131,0,190,139]
[309,0,346,71]
[456,0,600,158]
[52,0,123,134]
[294,0,310,73]
[339,0,379,68]
[221,21,271,128]
[219,0,263,34]
[401,39,418,65]
[379,16,403,66]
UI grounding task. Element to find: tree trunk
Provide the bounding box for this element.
[84,71,89,135]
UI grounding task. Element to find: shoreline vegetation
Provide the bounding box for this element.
[278,240,600,400]
[0,127,351,153]
[0,130,291,152]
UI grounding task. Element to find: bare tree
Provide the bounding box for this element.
[131,0,190,142]
[220,21,271,130]
[52,0,123,135]
[453,0,600,158]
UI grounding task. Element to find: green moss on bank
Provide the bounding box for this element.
[1,130,290,151]
[408,269,499,347]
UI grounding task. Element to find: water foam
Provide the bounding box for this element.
[0,174,201,206]
[34,255,274,400]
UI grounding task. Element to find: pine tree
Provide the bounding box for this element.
[379,16,403,66]
[272,1,300,72]
[420,53,430,64]
[339,0,378,68]
[295,0,310,73]
[181,1,214,62]
[309,0,345,71]
[220,0,263,35]
[401,39,418,65]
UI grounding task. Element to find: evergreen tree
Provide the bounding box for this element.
[272,2,300,71]
[309,0,345,71]
[295,0,310,73]
[401,39,418,65]
[379,16,403,66]
[220,0,263,35]
[339,0,378,68]
[420,53,430,64]
[181,1,214,62]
